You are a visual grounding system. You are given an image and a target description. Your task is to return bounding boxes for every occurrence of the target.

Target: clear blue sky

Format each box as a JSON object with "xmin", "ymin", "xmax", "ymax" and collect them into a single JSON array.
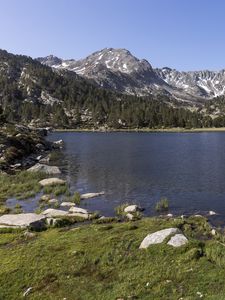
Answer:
[{"xmin": 1, "ymin": 0, "xmax": 225, "ymax": 71}]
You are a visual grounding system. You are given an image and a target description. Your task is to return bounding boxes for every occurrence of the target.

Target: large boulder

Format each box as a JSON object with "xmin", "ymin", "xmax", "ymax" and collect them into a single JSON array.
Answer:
[
  {"xmin": 41, "ymin": 209, "xmax": 68, "ymax": 218},
  {"xmin": 0, "ymin": 213, "xmax": 46, "ymax": 229},
  {"xmin": 39, "ymin": 178, "xmax": 66, "ymax": 186},
  {"xmin": 80, "ymin": 192, "xmax": 105, "ymax": 199},
  {"xmin": 28, "ymin": 163, "xmax": 61, "ymax": 174},
  {"xmin": 139, "ymin": 228, "xmax": 180, "ymax": 249},
  {"xmin": 167, "ymin": 234, "xmax": 188, "ymax": 247}
]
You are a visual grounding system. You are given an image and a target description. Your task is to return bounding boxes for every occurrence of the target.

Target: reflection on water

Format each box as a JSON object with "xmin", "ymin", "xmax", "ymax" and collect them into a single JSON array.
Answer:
[{"xmin": 43, "ymin": 131, "xmax": 225, "ymax": 220}]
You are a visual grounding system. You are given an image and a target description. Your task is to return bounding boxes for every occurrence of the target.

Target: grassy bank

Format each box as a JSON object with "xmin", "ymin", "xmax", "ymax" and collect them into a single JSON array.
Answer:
[
  {"xmin": 54, "ymin": 127, "xmax": 225, "ymax": 133},
  {"xmin": 1, "ymin": 216, "xmax": 225, "ymax": 299}
]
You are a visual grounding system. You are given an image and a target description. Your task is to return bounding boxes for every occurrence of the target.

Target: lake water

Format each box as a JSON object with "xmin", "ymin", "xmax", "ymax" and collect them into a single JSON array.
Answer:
[{"xmin": 46, "ymin": 131, "xmax": 225, "ymax": 223}]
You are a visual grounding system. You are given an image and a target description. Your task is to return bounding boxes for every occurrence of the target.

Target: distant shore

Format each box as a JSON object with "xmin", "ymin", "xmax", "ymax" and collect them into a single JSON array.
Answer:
[{"xmin": 53, "ymin": 127, "xmax": 225, "ymax": 133}]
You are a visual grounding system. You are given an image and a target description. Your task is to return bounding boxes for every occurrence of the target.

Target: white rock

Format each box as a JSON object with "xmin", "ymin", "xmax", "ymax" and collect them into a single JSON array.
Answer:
[
  {"xmin": 139, "ymin": 228, "xmax": 180, "ymax": 249},
  {"xmin": 211, "ymin": 229, "xmax": 216, "ymax": 236},
  {"xmin": 42, "ymin": 209, "xmax": 68, "ymax": 218},
  {"xmin": 40, "ymin": 194, "xmax": 51, "ymax": 201},
  {"xmin": 46, "ymin": 218, "xmax": 58, "ymax": 226},
  {"xmin": 39, "ymin": 178, "xmax": 66, "ymax": 186},
  {"xmin": 0, "ymin": 213, "xmax": 46, "ymax": 229},
  {"xmin": 60, "ymin": 202, "xmax": 76, "ymax": 207},
  {"xmin": 80, "ymin": 192, "xmax": 105, "ymax": 199},
  {"xmin": 48, "ymin": 199, "xmax": 59, "ymax": 204},
  {"xmin": 23, "ymin": 287, "xmax": 33, "ymax": 297},
  {"xmin": 209, "ymin": 210, "xmax": 217, "ymax": 216},
  {"xmin": 69, "ymin": 207, "xmax": 89, "ymax": 214},
  {"xmin": 68, "ymin": 213, "xmax": 89, "ymax": 219},
  {"xmin": 126, "ymin": 213, "xmax": 134, "ymax": 220},
  {"xmin": 28, "ymin": 163, "xmax": 61, "ymax": 174},
  {"xmin": 167, "ymin": 213, "xmax": 173, "ymax": 217},
  {"xmin": 124, "ymin": 205, "xmax": 140, "ymax": 213},
  {"xmin": 167, "ymin": 234, "xmax": 188, "ymax": 247},
  {"xmin": 68, "ymin": 207, "xmax": 89, "ymax": 219}
]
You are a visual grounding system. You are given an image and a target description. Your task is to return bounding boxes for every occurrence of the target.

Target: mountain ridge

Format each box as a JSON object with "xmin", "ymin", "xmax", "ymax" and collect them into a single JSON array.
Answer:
[{"xmin": 37, "ymin": 48, "xmax": 225, "ymax": 103}]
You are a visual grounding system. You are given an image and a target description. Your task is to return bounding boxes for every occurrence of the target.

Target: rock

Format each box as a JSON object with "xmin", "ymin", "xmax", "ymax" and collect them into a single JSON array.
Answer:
[
  {"xmin": 28, "ymin": 163, "xmax": 61, "ymax": 174},
  {"xmin": 60, "ymin": 202, "xmax": 76, "ymax": 207},
  {"xmin": 124, "ymin": 204, "xmax": 141, "ymax": 213},
  {"xmin": 167, "ymin": 213, "xmax": 173, "ymax": 217},
  {"xmin": 68, "ymin": 213, "xmax": 89, "ymax": 219},
  {"xmin": 24, "ymin": 231, "xmax": 36, "ymax": 239},
  {"xmin": 80, "ymin": 192, "xmax": 105, "ymax": 199},
  {"xmin": 69, "ymin": 207, "xmax": 89, "ymax": 214},
  {"xmin": 35, "ymin": 143, "xmax": 45, "ymax": 151},
  {"xmin": 39, "ymin": 178, "xmax": 66, "ymax": 186},
  {"xmin": 126, "ymin": 213, "xmax": 134, "ymax": 220},
  {"xmin": 42, "ymin": 209, "xmax": 68, "ymax": 218},
  {"xmin": 167, "ymin": 234, "xmax": 188, "ymax": 247},
  {"xmin": 53, "ymin": 139, "xmax": 64, "ymax": 149},
  {"xmin": 68, "ymin": 207, "xmax": 90, "ymax": 219},
  {"xmin": 0, "ymin": 213, "xmax": 46, "ymax": 229},
  {"xmin": 46, "ymin": 218, "xmax": 58, "ymax": 227},
  {"xmin": 48, "ymin": 199, "xmax": 59, "ymax": 204},
  {"xmin": 39, "ymin": 155, "xmax": 50, "ymax": 164},
  {"xmin": 139, "ymin": 228, "xmax": 180, "ymax": 249},
  {"xmin": 36, "ymin": 155, "xmax": 42, "ymax": 161},
  {"xmin": 211, "ymin": 229, "xmax": 216, "ymax": 235},
  {"xmin": 209, "ymin": 210, "xmax": 217, "ymax": 216},
  {"xmin": 40, "ymin": 194, "xmax": 51, "ymax": 201},
  {"xmin": 23, "ymin": 287, "xmax": 33, "ymax": 297}
]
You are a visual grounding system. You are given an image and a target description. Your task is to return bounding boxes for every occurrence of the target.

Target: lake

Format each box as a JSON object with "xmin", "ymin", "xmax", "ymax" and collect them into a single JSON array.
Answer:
[{"xmin": 46, "ymin": 131, "xmax": 225, "ymax": 222}]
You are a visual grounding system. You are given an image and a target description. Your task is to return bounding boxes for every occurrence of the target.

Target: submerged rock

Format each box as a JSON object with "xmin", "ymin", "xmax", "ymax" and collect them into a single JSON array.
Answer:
[
  {"xmin": 80, "ymin": 192, "xmax": 105, "ymax": 199},
  {"xmin": 28, "ymin": 163, "xmax": 61, "ymax": 174},
  {"xmin": 167, "ymin": 234, "xmax": 188, "ymax": 247},
  {"xmin": 0, "ymin": 213, "xmax": 46, "ymax": 229},
  {"xmin": 139, "ymin": 228, "xmax": 180, "ymax": 249},
  {"xmin": 39, "ymin": 178, "xmax": 66, "ymax": 186}
]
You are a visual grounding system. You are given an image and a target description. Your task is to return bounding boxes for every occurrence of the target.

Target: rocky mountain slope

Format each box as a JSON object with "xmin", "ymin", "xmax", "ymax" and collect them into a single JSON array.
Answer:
[{"xmin": 37, "ymin": 48, "xmax": 225, "ymax": 103}]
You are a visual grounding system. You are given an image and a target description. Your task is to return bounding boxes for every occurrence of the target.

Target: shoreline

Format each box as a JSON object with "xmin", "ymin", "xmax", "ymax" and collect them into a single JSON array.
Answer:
[{"xmin": 52, "ymin": 127, "xmax": 225, "ymax": 133}]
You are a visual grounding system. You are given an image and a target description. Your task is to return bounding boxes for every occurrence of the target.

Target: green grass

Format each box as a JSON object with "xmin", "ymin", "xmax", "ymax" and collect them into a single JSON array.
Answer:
[
  {"xmin": 43, "ymin": 184, "xmax": 69, "ymax": 197},
  {"xmin": 1, "ymin": 216, "xmax": 225, "ymax": 299},
  {"xmin": 155, "ymin": 197, "xmax": 169, "ymax": 212},
  {"xmin": 0, "ymin": 171, "xmax": 45, "ymax": 204}
]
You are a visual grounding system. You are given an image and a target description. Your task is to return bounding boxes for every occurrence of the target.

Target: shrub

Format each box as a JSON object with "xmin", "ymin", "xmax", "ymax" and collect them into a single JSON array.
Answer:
[
  {"xmin": 155, "ymin": 197, "xmax": 169, "ymax": 212},
  {"xmin": 72, "ymin": 192, "xmax": 81, "ymax": 205}
]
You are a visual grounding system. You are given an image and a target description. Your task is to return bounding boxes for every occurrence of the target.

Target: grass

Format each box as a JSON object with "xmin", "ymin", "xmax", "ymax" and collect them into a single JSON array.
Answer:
[
  {"xmin": 0, "ymin": 171, "xmax": 45, "ymax": 205},
  {"xmin": 71, "ymin": 191, "xmax": 81, "ymax": 205},
  {"xmin": 155, "ymin": 197, "xmax": 169, "ymax": 212},
  {"xmin": 1, "ymin": 216, "xmax": 225, "ymax": 299},
  {"xmin": 43, "ymin": 184, "xmax": 69, "ymax": 197}
]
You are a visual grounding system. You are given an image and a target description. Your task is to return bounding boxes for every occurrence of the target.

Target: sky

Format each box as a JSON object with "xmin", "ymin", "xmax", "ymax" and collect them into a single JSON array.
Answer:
[{"xmin": 0, "ymin": 0, "xmax": 225, "ymax": 71}]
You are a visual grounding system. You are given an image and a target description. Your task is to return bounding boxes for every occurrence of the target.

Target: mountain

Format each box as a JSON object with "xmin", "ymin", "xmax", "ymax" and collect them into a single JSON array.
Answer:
[
  {"xmin": 37, "ymin": 48, "xmax": 225, "ymax": 103},
  {"xmin": 0, "ymin": 48, "xmax": 215, "ymax": 129}
]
